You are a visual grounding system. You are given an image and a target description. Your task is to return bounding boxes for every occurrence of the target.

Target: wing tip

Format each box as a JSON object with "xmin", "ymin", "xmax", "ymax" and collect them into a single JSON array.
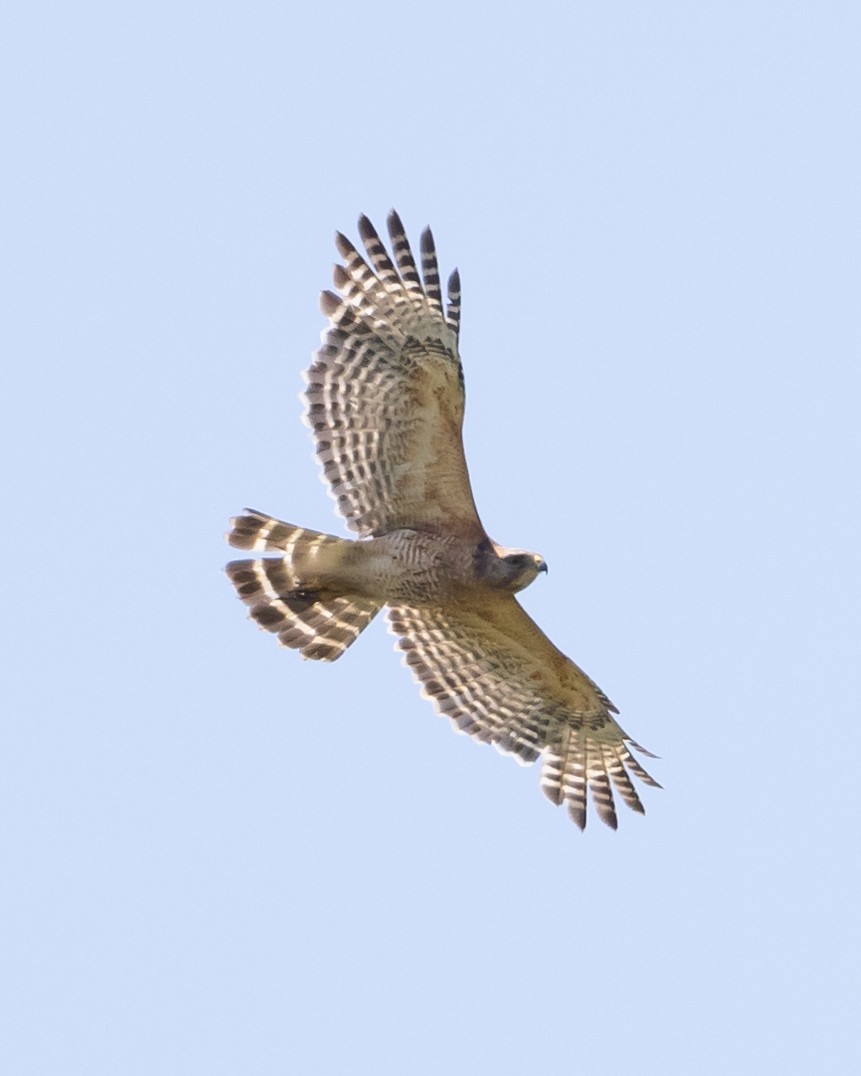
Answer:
[
  {"xmin": 356, "ymin": 213, "xmax": 377, "ymax": 242},
  {"xmin": 334, "ymin": 230, "xmax": 354, "ymax": 258},
  {"xmin": 567, "ymin": 804, "xmax": 587, "ymax": 831},
  {"xmin": 387, "ymin": 207, "xmax": 406, "ymax": 236},
  {"xmin": 627, "ymin": 737, "xmax": 661, "ymax": 759},
  {"xmin": 319, "ymin": 290, "xmax": 341, "ymax": 317}
]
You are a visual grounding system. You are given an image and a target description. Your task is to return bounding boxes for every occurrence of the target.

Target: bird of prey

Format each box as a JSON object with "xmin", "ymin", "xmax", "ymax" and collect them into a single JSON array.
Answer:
[{"xmin": 226, "ymin": 211, "xmax": 660, "ymax": 829}]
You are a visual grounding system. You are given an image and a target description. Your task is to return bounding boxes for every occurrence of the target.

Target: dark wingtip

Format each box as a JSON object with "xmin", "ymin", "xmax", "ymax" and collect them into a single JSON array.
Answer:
[
  {"xmin": 357, "ymin": 214, "xmax": 376, "ymax": 240},
  {"xmin": 320, "ymin": 290, "xmax": 341, "ymax": 316},
  {"xmin": 387, "ymin": 208, "xmax": 406, "ymax": 236},
  {"xmin": 334, "ymin": 231, "xmax": 355, "ymax": 258},
  {"xmin": 568, "ymin": 806, "xmax": 587, "ymax": 831},
  {"xmin": 628, "ymin": 738, "xmax": 661, "ymax": 759}
]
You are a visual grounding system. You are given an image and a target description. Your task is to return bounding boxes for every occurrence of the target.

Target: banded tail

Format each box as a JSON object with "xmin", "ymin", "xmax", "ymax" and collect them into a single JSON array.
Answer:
[{"xmin": 225, "ymin": 510, "xmax": 380, "ymax": 662}]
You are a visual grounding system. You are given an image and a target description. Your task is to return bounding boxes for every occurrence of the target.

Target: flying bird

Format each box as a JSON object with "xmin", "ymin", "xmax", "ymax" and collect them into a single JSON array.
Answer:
[{"xmin": 226, "ymin": 212, "xmax": 660, "ymax": 829}]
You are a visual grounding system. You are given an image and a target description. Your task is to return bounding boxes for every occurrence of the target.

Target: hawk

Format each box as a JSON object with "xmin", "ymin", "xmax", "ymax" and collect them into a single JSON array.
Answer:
[{"xmin": 226, "ymin": 212, "xmax": 660, "ymax": 829}]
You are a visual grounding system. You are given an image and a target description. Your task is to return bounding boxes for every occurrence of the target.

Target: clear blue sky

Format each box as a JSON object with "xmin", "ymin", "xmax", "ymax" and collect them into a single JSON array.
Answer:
[{"xmin": 3, "ymin": 3, "xmax": 860, "ymax": 1073}]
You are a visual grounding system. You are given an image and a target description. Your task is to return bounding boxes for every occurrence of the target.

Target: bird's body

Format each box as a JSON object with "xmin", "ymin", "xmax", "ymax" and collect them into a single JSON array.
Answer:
[
  {"xmin": 230, "ymin": 514, "xmax": 545, "ymax": 605},
  {"xmin": 226, "ymin": 212, "xmax": 660, "ymax": 829}
]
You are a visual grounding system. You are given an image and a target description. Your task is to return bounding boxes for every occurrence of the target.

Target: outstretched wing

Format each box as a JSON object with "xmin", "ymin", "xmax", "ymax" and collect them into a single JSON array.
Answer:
[
  {"xmin": 388, "ymin": 597, "xmax": 660, "ymax": 830},
  {"xmin": 303, "ymin": 211, "xmax": 486, "ymax": 541}
]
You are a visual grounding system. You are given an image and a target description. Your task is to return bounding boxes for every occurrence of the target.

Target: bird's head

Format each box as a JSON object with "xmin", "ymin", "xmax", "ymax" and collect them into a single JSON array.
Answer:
[{"xmin": 495, "ymin": 547, "xmax": 548, "ymax": 592}]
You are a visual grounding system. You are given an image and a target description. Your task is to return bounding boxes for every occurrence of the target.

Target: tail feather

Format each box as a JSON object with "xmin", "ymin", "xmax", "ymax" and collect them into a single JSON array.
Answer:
[
  {"xmin": 225, "ymin": 512, "xmax": 380, "ymax": 661},
  {"xmin": 227, "ymin": 511, "xmax": 337, "ymax": 556}
]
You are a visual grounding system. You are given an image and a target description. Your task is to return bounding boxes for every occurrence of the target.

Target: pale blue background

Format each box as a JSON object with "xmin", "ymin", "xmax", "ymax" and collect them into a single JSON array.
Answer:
[{"xmin": 3, "ymin": 3, "xmax": 860, "ymax": 1073}]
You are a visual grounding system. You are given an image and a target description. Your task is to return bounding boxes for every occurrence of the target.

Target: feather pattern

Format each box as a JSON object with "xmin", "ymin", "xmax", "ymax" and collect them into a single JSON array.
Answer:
[
  {"xmin": 303, "ymin": 211, "xmax": 482, "ymax": 539},
  {"xmin": 226, "ymin": 511, "xmax": 380, "ymax": 661},
  {"xmin": 388, "ymin": 597, "xmax": 660, "ymax": 830}
]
